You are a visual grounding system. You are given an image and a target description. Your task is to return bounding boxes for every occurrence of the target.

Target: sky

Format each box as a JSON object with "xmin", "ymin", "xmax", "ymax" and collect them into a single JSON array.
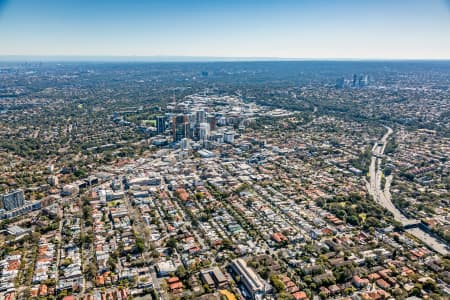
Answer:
[{"xmin": 0, "ymin": 0, "xmax": 450, "ymax": 59}]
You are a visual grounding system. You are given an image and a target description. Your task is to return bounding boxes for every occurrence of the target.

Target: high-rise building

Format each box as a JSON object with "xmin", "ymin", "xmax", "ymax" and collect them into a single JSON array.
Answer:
[
  {"xmin": 198, "ymin": 123, "xmax": 210, "ymax": 141},
  {"xmin": 188, "ymin": 112, "xmax": 196, "ymax": 125},
  {"xmin": 207, "ymin": 116, "xmax": 217, "ymax": 131},
  {"xmin": 196, "ymin": 110, "xmax": 206, "ymax": 124},
  {"xmin": 361, "ymin": 74, "xmax": 369, "ymax": 87},
  {"xmin": 173, "ymin": 114, "xmax": 189, "ymax": 142},
  {"xmin": 335, "ymin": 77, "xmax": 345, "ymax": 89},
  {"xmin": 352, "ymin": 74, "xmax": 358, "ymax": 87},
  {"xmin": 1, "ymin": 190, "xmax": 25, "ymax": 211},
  {"xmin": 194, "ymin": 112, "xmax": 211, "ymax": 141},
  {"xmin": 156, "ymin": 116, "xmax": 167, "ymax": 134},
  {"xmin": 358, "ymin": 75, "xmax": 363, "ymax": 87}
]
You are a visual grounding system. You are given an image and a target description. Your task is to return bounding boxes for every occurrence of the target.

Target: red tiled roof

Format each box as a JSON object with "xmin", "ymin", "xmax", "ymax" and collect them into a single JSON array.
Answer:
[
  {"xmin": 167, "ymin": 277, "xmax": 180, "ymax": 284},
  {"xmin": 292, "ymin": 291, "xmax": 308, "ymax": 300}
]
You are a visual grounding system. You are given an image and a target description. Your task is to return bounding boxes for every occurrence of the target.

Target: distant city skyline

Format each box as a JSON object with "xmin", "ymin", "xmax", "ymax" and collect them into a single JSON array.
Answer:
[{"xmin": 1, "ymin": 0, "xmax": 450, "ymax": 60}]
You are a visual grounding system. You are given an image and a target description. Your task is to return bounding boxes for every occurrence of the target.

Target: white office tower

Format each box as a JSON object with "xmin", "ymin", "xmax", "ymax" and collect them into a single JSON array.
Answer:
[
  {"xmin": 363, "ymin": 74, "xmax": 370, "ymax": 86},
  {"xmin": 198, "ymin": 122, "xmax": 210, "ymax": 141},
  {"xmin": 224, "ymin": 131, "xmax": 234, "ymax": 144},
  {"xmin": 180, "ymin": 138, "xmax": 190, "ymax": 150}
]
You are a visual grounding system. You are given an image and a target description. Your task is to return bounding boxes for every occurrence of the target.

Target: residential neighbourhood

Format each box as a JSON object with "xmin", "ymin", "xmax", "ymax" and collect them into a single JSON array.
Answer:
[{"xmin": 1, "ymin": 85, "xmax": 448, "ymax": 299}]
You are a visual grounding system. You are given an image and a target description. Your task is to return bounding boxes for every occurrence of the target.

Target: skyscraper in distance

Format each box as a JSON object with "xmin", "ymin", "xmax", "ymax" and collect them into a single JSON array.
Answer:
[
  {"xmin": 196, "ymin": 110, "xmax": 206, "ymax": 124},
  {"xmin": 157, "ymin": 116, "xmax": 167, "ymax": 134},
  {"xmin": 335, "ymin": 77, "xmax": 345, "ymax": 89},
  {"xmin": 352, "ymin": 74, "xmax": 358, "ymax": 88},
  {"xmin": 207, "ymin": 116, "xmax": 217, "ymax": 131},
  {"xmin": 173, "ymin": 114, "xmax": 189, "ymax": 142},
  {"xmin": 198, "ymin": 122, "xmax": 210, "ymax": 141}
]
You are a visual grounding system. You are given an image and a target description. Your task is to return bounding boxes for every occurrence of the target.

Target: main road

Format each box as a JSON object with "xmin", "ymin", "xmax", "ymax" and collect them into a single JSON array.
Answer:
[{"xmin": 366, "ymin": 126, "xmax": 448, "ymax": 255}]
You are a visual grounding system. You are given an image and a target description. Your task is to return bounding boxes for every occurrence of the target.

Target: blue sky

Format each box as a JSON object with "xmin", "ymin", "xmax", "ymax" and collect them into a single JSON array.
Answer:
[{"xmin": 0, "ymin": 0, "xmax": 450, "ymax": 59}]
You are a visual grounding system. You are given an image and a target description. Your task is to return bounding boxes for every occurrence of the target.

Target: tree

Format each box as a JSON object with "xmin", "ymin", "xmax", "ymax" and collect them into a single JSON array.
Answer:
[
  {"xmin": 423, "ymin": 280, "xmax": 437, "ymax": 293},
  {"xmin": 278, "ymin": 292, "xmax": 294, "ymax": 300},
  {"xmin": 176, "ymin": 265, "xmax": 187, "ymax": 279},
  {"xmin": 135, "ymin": 238, "xmax": 145, "ymax": 253},
  {"xmin": 222, "ymin": 238, "xmax": 233, "ymax": 250},
  {"xmin": 87, "ymin": 262, "xmax": 98, "ymax": 279},
  {"xmin": 61, "ymin": 258, "xmax": 73, "ymax": 267},
  {"xmin": 191, "ymin": 218, "xmax": 199, "ymax": 228},
  {"xmin": 411, "ymin": 283, "xmax": 423, "ymax": 297},
  {"xmin": 270, "ymin": 275, "xmax": 285, "ymax": 293},
  {"xmin": 166, "ymin": 237, "xmax": 177, "ymax": 250},
  {"xmin": 150, "ymin": 289, "xmax": 158, "ymax": 300},
  {"xmin": 22, "ymin": 288, "xmax": 31, "ymax": 299},
  {"xmin": 203, "ymin": 284, "xmax": 213, "ymax": 293},
  {"xmin": 57, "ymin": 290, "xmax": 68, "ymax": 300},
  {"xmin": 303, "ymin": 275, "xmax": 312, "ymax": 285},
  {"xmin": 31, "ymin": 231, "xmax": 41, "ymax": 243},
  {"xmin": 344, "ymin": 287, "xmax": 355, "ymax": 295}
]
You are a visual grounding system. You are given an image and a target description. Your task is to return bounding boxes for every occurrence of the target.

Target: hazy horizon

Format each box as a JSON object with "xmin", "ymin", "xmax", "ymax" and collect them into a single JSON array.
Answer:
[{"xmin": 2, "ymin": 55, "xmax": 450, "ymax": 63}]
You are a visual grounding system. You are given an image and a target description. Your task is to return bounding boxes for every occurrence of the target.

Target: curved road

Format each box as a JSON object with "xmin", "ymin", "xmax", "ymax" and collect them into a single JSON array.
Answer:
[{"xmin": 366, "ymin": 126, "xmax": 448, "ymax": 255}]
